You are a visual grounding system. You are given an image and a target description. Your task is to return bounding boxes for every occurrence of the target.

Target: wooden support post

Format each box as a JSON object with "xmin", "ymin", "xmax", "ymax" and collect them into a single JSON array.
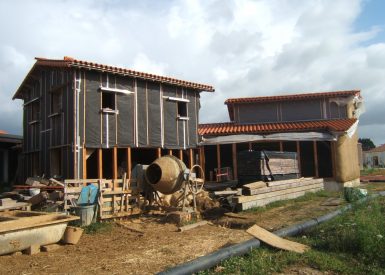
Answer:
[
  {"xmin": 97, "ymin": 148, "xmax": 103, "ymax": 179},
  {"xmin": 248, "ymin": 142, "xmax": 252, "ymax": 151},
  {"xmin": 216, "ymin": 144, "xmax": 221, "ymax": 182},
  {"xmin": 331, "ymin": 141, "xmax": 336, "ymax": 179},
  {"xmin": 313, "ymin": 141, "xmax": 319, "ymax": 178},
  {"xmin": 232, "ymin": 143, "xmax": 238, "ymax": 180},
  {"xmin": 82, "ymin": 146, "xmax": 87, "ymax": 179},
  {"xmin": 279, "ymin": 141, "xmax": 283, "ymax": 152},
  {"xmin": 157, "ymin": 148, "xmax": 161, "ymax": 158},
  {"xmin": 113, "ymin": 147, "xmax": 118, "ymax": 180},
  {"xmin": 199, "ymin": 147, "xmax": 205, "ymax": 178},
  {"xmin": 126, "ymin": 147, "xmax": 131, "ymax": 180},
  {"xmin": 179, "ymin": 149, "xmax": 183, "ymax": 161},
  {"xmin": 189, "ymin": 148, "xmax": 194, "ymax": 169},
  {"xmin": 168, "ymin": 149, "xmax": 172, "ymax": 156},
  {"xmin": 296, "ymin": 141, "xmax": 301, "ymax": 177}
]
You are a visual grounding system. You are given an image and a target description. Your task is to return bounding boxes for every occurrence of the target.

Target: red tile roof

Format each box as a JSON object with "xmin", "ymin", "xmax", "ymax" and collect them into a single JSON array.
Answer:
[
  {"xmin": 13, "ymin": 56, "xmax": 214, "ymax": 99},
  {"xmin": 225, "ymin": 90, "xmax": 361, "ymax": 121},
  {"xmin": 198, "ymin": 119, "xmax": 357, "ymax": 136},
  {"xmin": 366, "ymin": 144, "xmax": 385, "ymax": 153},
  {"xmin": 225, "ymin": 90, "xmax": 360, "ymax": 105}
]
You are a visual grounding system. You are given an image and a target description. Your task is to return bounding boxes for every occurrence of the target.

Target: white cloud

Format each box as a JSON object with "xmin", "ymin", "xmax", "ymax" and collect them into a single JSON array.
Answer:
[{"xmin": 0, "ymin": 0, "xmax": 385, "ymax": 144}]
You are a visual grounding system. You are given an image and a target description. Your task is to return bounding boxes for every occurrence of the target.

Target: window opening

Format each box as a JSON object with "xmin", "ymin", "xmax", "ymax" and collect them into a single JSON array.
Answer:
[
  {"xmin": 102, "ymin": 93, "xmax": 116, "ymax": 110},
  {"xmin": 177, "ymin": 102, "xmax": 187, "ymax": 118}
]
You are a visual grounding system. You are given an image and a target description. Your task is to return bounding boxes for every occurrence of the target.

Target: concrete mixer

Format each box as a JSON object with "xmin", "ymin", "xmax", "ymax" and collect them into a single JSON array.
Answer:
[{"xmin": 143, "ymin": 155, "xmax": 205, "ymax": 211}]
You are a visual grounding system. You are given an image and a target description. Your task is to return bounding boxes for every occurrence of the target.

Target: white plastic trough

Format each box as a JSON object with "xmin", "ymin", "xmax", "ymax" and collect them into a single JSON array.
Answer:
[{"xmin": 0, "ymin": 211, "xmax": 79, "ymax": 255}]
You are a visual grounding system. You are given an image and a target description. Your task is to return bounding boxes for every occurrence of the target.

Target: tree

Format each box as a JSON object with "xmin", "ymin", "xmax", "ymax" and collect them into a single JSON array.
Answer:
[{"xmin": 358, "ymin": 138, "xmax": 376, "ymax": 151}]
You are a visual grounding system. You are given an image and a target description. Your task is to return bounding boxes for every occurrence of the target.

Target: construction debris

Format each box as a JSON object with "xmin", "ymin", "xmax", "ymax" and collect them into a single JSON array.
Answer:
[
  {"xmin": 116, "ymin": 222, "xmax": 145, "ymax": 235},
  {"xmin": 247, "ymin": 224, "xmax": 310, "ymax": 253},
  {"xmin": 178, "ymin": 220, "xmax": 210, "ymax": 232}
]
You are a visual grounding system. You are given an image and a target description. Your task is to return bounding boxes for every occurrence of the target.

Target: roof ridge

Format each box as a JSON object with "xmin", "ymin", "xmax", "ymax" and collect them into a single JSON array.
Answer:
[{"xmin": 225, "ymin": 90, "xmax": 361, "ymax": 104}]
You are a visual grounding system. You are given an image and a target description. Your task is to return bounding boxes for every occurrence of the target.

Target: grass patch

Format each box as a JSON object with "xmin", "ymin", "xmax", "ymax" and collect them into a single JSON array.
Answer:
[
  {"xmin": 202, "ymin": 196, "xmax": 385, "ymax": 274},
  {"xmin": 361, "ymin": 168, "xmax": 385, "ymax": 176},
  {"xmin": 244, "ymin": 190, "xmax": 337, "ymax": 213},
  {"xmin": 82, "ymin": 222, "xmax": 113, "ymax": 234}
]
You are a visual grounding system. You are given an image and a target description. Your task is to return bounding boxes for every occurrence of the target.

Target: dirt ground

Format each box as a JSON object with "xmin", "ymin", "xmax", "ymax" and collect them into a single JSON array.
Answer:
[
  {"xmin": 2, "ymin": 182, "xmax": 385, "ymax": 275},
  {"xmin": 0, "ymin": 190, "xmax": 351, "ymax": 275}
]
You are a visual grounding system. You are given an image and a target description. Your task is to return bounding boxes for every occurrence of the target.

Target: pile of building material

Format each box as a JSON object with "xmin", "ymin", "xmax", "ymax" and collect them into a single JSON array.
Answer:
[
  {"xmin": 7, "ymin": 177, "xmax": 65, "ymax": 212},
  {"xmin": 237, "ymin": 151, "xmax": 299, "ymax": 185},
  {"xmin": 0, "ymin": 211, "xmax": 79, "ymax": 255},
  {"xmin": 233, "ymin": 177, "xmax": 324, "ymax": 211}
]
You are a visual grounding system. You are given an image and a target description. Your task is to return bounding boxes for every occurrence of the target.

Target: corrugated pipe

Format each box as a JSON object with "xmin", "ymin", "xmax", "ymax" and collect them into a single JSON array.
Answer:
[{"xmin": 158, "ymin": 191, "xmax": 385, "ymax": 275}]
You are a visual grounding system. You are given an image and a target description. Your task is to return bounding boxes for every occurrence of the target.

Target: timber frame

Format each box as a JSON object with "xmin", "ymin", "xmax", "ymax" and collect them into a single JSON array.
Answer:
[{"xmin": 13, "ymin": 57, "xmax": 214, "ymax": 182}]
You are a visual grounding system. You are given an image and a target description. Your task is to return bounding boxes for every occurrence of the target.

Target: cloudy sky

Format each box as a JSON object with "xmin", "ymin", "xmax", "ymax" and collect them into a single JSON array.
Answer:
[{"xmin": 1, "ymin": 0, "xmax": 385, "ymax": 144}]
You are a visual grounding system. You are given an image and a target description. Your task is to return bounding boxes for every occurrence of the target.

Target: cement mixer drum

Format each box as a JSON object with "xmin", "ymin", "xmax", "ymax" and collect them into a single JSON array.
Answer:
[{"xmin": 145, "ymin": 155, "xmax": 187, "ymax": 194}]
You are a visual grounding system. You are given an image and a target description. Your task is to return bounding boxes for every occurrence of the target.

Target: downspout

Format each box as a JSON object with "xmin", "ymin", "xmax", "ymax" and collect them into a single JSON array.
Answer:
[{"xmin": 158, "ymin": 191, "xmax": 385, "ymax": 275}]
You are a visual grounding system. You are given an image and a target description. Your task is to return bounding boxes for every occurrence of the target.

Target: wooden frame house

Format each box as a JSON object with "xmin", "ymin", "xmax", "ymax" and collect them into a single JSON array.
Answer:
[
  {"xmin": 198, "ymin": 90, "xmax": 364, "ymax": 190},
  {"xmin": 13, "ymin": 57, "xmax": 214, "ymax": 182}
]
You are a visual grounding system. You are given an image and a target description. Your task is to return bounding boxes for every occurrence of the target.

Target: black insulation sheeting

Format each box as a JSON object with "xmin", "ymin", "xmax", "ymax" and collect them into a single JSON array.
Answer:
[
  {"xmin": 147, "ymin": 81, "xmax": 162, "ymax": 147},
  {"xmin": 84, "ymin": 71, "xmax": 102, "ymax": 147},
  {"xmin": 163, "ymin": 84, "xmax": 178, "ymax": 148},
  {"xmin": 82, "ymin": 70, "xmax": 201, "ymax": 149},
  {"xmin": 116, "ymin": 75, "xmax": 134, "ymax": 147},
  {"xmin": 137, "ymin": 80, "xmax": 148, "ymax": 146}
]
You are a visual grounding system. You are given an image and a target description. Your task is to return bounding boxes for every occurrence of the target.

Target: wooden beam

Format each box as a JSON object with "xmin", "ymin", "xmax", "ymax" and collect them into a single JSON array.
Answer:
[
  {"xmin": 189, "ymin": 148, "xmax": 194, "ymax": 169},
  {"xmin": 82, "ymin": 146, "xmax": 87, "ymax": 179},
  {"xmin": 179, "ymin": 149, "xmax": 183, "ymax": 161},
  {"xmin": 232, "ymin": 143, "xmax": 238, "ymax": 180},
  {"xmin": 199, "ymin": 147, "xmax": 205, "ymax": 179},
  {"xmin": 113, "ymin": 147, "xmax": 118, "ymax": 180},
  {"xmin": 157, "ymin": 148, "xmax": 161, "ymax": 158},
  {"xmin": 168, "ymin": 149, "xmax": 172, "ymax": 156},
  {"xmin": 97, "ymin": 148, "xmax": 103, "ymax": 179},
  {"xmin": 313, "ymin": 141, "xmax": 319, "ymax": 178},
  {"xmin": 126, "ymin": 147, "xmax": 131, "ymax": 180},
  {"xmin": 216, "ymin": 144, "xmax": 221, "ymax": 182},
  {"xmin": 330, "ymin": 141, "xmax": 336, "ymax": 179},
  {"xmin": 296, "ymin": 141, "xmax": 301, "ymax": 177},
  {"xmin": 279, "ymin": 141, "xmax": 283, "ymax": 152}
]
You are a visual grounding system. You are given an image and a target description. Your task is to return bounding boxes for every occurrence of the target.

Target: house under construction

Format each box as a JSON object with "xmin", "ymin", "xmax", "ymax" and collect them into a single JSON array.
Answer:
[
  {"xmin": 198, "ymin": 90, "xmax": 364, "ymax": 190},
  {"xmin": 13, "ymin": 57, "xmax": 214, "ymax": 182}
]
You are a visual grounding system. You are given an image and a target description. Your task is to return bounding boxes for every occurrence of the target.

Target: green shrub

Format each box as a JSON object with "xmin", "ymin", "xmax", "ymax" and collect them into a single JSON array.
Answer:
[
  {"xmin": 82, "ymin": 222, "xmax": 113, "ymax": 234},
  {"xmin": 308, "ymin": 198, "xmax": 385, "ymax": 267}
]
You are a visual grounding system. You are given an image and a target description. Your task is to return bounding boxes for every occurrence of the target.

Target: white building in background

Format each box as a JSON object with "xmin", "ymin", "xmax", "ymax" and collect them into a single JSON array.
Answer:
[{"xmin": 364, "ymin": 144, "xmax": 385, "ymax": 168}]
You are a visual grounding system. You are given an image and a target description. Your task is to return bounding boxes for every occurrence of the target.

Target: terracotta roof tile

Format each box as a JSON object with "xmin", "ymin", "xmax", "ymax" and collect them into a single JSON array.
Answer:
[
  {"xmin": 13, "ymin": 57, "xmax": 215, "ymax": 99},
  {"xmin": 366, "ymin": 144, "xmax": 385, "ymax": 153},
  {"xmin": 35, "ymin": 57, "xmax": 214, "ymax": 92},
  {"xmin": 198, "ymin": 119, "xmax": 357, "ymax": 136},
  {"xmin": 225, "ymin": 90, "xmax": 360, "ymax": 105},
  {"xmin": 225, "ymin": 90, "xmax": 361, "ymax": 121}
]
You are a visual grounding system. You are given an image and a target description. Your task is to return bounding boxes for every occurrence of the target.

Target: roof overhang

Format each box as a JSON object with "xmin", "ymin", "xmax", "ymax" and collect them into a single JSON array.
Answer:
[{"xmin": 13, "ymin": 57, "xmax": 215, "ymax": 100}]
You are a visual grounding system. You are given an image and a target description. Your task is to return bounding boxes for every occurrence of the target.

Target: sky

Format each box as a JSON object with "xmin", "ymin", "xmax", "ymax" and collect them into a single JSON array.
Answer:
[{"xmin": 1, "ymin": 0, "xmax": 385, "ymax": 144}]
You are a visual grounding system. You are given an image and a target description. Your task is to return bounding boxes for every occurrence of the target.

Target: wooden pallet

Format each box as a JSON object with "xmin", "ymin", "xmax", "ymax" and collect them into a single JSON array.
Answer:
[{"xmin": 64, "ymin": 177, "xmax": 141, "ymax": 220}]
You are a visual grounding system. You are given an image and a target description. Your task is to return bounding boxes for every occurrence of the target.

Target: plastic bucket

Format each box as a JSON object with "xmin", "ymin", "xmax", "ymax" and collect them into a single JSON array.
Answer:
[
  {"xmin": 62, "ymin": 226, "xmax": 84, "ymax": 244},
  {"xmin": 74, "ymin": 204, "xmax": 95, "ymax": 226}
]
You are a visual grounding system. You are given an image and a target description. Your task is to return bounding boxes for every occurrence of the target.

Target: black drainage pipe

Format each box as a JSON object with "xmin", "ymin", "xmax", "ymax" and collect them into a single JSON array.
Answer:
[{"xmin": 158, "ymin": 191, "xmax": 385, "ymax": 275}]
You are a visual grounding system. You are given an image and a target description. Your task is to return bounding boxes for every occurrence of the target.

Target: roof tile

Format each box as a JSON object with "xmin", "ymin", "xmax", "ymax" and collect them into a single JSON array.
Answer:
[
  {"xmin": 36, "ymin": 57, "xmax": 215, "ymax": 92},
  {"xmin": 198, "ymin": 119, "xmax": 357, "ymax": 136},
  {"xmin": 225, "ymin": 90, "xmax": 360, "ymax": 104}
]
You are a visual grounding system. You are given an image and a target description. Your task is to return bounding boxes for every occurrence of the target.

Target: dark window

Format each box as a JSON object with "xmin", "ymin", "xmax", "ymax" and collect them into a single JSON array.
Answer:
[
  {"xmin": 177, "ymin": 102, "xmax": 187, "ymax": 117},
  {"xmin": 51, "ymin": 92, "xmax": 62, "ymax": 113},
  {"xmin": 31, "ymin": 102, "xmax": 40, "ymax": 121},
  {"xmin": 102, "ymin": 93, "xmax": 115, "ymax": 110}
]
